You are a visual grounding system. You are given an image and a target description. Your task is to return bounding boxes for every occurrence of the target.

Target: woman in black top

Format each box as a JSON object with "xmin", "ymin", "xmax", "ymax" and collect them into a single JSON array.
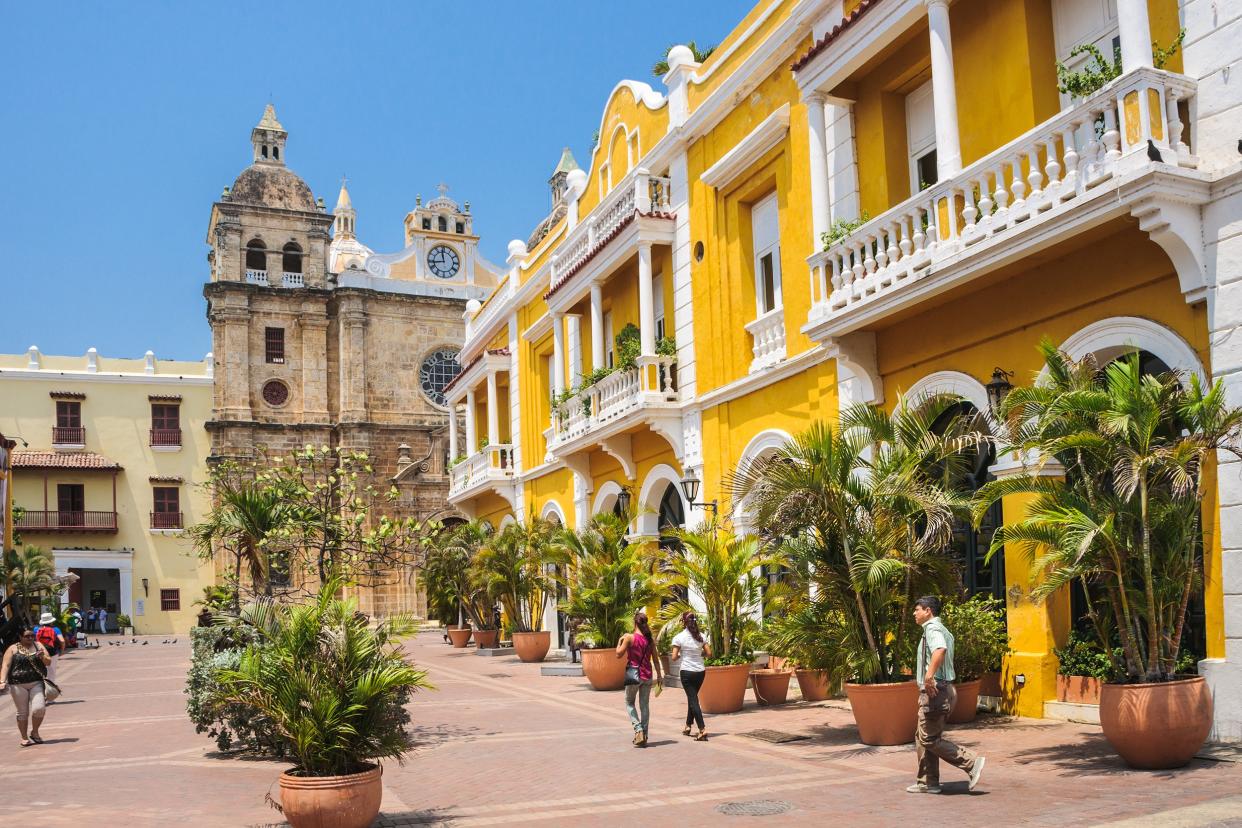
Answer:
[{"xmin": 0, "ymin": 627, "xmax": 52, "ymax": 746}]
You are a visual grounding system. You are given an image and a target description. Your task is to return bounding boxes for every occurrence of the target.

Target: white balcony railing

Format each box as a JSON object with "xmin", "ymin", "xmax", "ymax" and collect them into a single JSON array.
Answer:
[
  {"xmin": 449, "ymin": 444, "xmax": 515, "ymax": 496},
  {"xmin": 550, "ymin": 169, "xmax": 673, "ymax": 287},
  {"xmin": 744, "ymin": 307, "xmax": 786, "ymax": 372},
  {"xmin": 807, "ymin": 67, "xmax": 1196, "ymax": 327},
  {"xmin": 282, "ymin": 272, "xmax": 304, "ymax": 288},
  {"xmin": 550, "ymin": 356, "xmax": 677, "ymax": 448},
  {"xmin": 245, "ymin": 269, "xmax": 268, "ymax": 285}
]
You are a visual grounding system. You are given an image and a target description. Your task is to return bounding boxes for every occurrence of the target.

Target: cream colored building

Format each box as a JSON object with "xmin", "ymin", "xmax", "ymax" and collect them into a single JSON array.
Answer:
[{"xmin": 0, "ymin": 347, "xmax": 214, "ymax": 634}]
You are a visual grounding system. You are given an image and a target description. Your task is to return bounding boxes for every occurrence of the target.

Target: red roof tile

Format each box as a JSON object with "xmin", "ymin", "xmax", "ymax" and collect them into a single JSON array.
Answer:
[
  {"xmin": 12, "ymin": 451, "xmax": 123, "ymax": 471},
  {"xmin": 443, "ymin": 348, "xmax": 513, "ymax": 396},
  {"xmin": 543, "ymin": 210, "xmax": 675, "ymax": 301},
  {"xmin": 791, "ymin": 0, "xmax": 881, "ymax": 73}
]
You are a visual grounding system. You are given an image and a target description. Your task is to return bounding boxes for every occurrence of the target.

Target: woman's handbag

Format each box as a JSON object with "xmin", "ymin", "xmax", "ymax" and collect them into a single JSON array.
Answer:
[
  {"xmin": 624, "ymin": 666, "xmax": 641, "ymax": 686},
  {"xmin": 42, "ymin": 678, "xmax": 62, "ymax": 702}
]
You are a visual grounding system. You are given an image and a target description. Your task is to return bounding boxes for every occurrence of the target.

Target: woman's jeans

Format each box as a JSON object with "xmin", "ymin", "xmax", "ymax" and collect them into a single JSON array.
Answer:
[
  {"xmin": 625, "ymin": 680, "xmax": 653, "ymax": 733},
  {"xmin": 680, "ymin": 669, "xmax": 706, "ymax": 730}
]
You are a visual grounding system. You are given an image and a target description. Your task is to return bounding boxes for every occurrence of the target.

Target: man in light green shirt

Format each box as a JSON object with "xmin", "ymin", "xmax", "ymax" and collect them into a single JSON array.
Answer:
[{"xmin": 908, "ymin": 595, "xmax": 986, "ymax": 794}]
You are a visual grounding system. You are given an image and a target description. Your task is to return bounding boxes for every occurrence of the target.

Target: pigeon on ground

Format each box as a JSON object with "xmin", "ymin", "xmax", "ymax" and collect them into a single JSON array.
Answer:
[
  {"xmin": 171, "ymin": 638, "xmax": 177, "ymax": 644},
  {"xmin": 141, "ymin": 641, "xmax": 148, "ymax": 646},
  {"xmin": 162, "ymin": 640, "xmax": 169, "ymax": 644},
  {"xmin": 131, "ymin": 638, "xmax": 138, "ymax": 643}
]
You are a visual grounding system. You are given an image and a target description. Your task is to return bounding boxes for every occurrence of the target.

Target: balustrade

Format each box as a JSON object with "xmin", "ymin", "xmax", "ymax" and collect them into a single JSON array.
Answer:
[
  {"xmin": 744, "ymin": 307, "xmax": 786, "ymax": 372},
  {"xmin": 449, "ymin": 444, "xmax": 515, "ymax": 496},
  {"xmin": 245, "ymin": 269, "xmax": 268, "ymax": 285},
  {"xmin": 549, "ymin": 356, "xmax": 677, "ymax": 448}
]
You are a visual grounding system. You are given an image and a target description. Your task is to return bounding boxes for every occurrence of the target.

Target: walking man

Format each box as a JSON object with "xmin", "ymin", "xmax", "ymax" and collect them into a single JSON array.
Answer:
[{"xmin": 908, "ymin": 596, "xmax": 986, "ymax": 794}]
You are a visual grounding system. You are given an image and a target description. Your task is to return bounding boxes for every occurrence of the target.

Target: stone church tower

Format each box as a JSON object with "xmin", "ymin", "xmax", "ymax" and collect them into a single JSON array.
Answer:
[{"xmin": 204, "ymin": 106, "xmax": 501, "ymax": 617}]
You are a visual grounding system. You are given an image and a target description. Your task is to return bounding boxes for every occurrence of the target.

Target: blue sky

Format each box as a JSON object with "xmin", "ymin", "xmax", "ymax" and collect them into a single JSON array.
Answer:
[{"xmin": 1, "ymin": 1, "xmax": 753, "ymax": 361}]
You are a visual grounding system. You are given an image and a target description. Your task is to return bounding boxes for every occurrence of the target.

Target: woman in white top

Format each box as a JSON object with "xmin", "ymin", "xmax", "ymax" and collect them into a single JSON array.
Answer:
[{"xmin": 670, "ymin": 610, "xmax": 711, "ymax": 741}]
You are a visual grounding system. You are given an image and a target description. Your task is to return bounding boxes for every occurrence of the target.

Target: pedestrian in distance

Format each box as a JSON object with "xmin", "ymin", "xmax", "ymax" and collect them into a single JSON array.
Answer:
[
  {"xmin": 85, "ymin": 608, "xmax": 97, "ymax": 633},
  {"xmin": 33, "ymin": 613, "xmax": 65, "ymax": 683},
  {"xmin": 0, "ymin": 626, "xmax": 53, "ymax": 746},
  {"xmin": 671, "ymin": 610, "xmax": 711, "ymax": 741},
  {"xmin": 616, "ymin": 609, "xmax": 662, "ymax": 747},
  {"xmin": 97, "ymin": 607, "xmax": 109, "ymax": 635},
  {"xmin": 908, "ymin": 596, "xmax": 986, "ymax": 794}
]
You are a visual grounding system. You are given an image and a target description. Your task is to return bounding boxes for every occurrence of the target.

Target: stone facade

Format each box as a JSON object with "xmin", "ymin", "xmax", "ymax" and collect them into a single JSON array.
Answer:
[{"xmin": 204, "ymin": 106, "xmax": 501, "ymax": 618}]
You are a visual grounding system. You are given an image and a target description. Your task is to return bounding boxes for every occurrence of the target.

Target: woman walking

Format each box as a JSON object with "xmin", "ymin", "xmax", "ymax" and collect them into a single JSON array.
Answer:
[
  {"xmin": 671, "ymin": 611, "xmax": 711, "ymax": 741},
  {"xmin": 0, "ymin": 627, "xmax": 53, "ymax": 746},
  {"xmin": 616, "ymin": 610, "xmax": 662, "ymax": 746}
]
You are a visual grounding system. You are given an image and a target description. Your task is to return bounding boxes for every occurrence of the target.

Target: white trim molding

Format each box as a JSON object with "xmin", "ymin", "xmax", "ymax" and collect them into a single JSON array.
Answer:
[
  {"xmin": 700, "ymin": 104, "xmax": 791, "ymax": 189},
  {"xmin": 1056, "ymin": 316, "xmax": 1206, "ymax": 383},
  {"xmin": 901, "ymin": 370, "xmax": 989, "ymax": 413},
  {"xmin": 592, "ymin": 481, "xmax": 625, "ymax": 516},
  {"xmin": 540, "ymin": 499, "xmax": 567, "ymax": 526},
  {"xmin": 636, "ymin": 462, "xmax": 686, "ymax": 537}
]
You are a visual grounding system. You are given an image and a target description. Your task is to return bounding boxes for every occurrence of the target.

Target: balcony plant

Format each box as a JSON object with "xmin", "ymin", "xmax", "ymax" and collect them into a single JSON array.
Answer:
[
  {"xmin": 939, "ymin": 595, "xmax": 1008, "ymax": 722},
  {"xmin": 731, "ymin": 394, "xmax": 975, "ymax": 743},
  {"xmin": 217, "ymin": 580, "xmax": 431, "ymax": 828},
  {"xmin": 615, "ymin": 323, "xmax": 641, "ymax": 370},
  {"xmin": 657, "ymin": 522, "xmax": 786, "ymax": 713},
  {"xmin": 1055, "ymin": 30, "xmax": 1184, "ymax": 99},
  {"xmin": 820, "ymin": 212, "xmax": 870, "ymax": 249},
  {"xmin": 557, "ymin": 512, "xmax": 671, "ymax": 690},
  {"xmin": 976, "ymin": 341, "xmax": 1242, "ymax": 767},
  {"xmin": 422, "ymin": 521, "xmax": 496, "ymax": 647},
  {"xmin": 473, "ymin": 516, "xmax": 565, "ymax": 662}
]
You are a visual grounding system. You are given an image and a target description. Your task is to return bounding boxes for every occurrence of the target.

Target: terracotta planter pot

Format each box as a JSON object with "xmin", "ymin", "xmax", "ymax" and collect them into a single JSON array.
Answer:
[
  {"xmin": 751, "ymin": 669, "xmax": 792, "ymax": 705},
  {"xmin": 512, "ymin": 630, "xmax": 551, "ymax": 663},
  {"xmin": 767, "ymin": 655, "xmax": 787, "ymax": 671},
  {"xmin": 473, "ymin": 628, "xmax": 499, "ymax": 649},
  {"xmin": 1100, "ymin": 676, "xmax": 1212, "ymax": 769},
  {"xmin": 978, "ymin": 671, "xmax": 1003, "ymax": 697},
  {"xmin": 948, "ymin": 678, "xmax": 982, "ymax": 723},
  {"xmin": 699, "ymin": 663, "xmax": 751, "ymax": 714},
  {"xmin": 794, "ymin": 668, "xmax": 832, "ymax": 701},
  {"xmin": 1057, "ymin": 674, "xmax": 1103, "ymax": 705},
  {"xmin": 279, "ymin": 763, "xmax": 382, "ymax": 828},
  {"xmin": 845, "ymin": 681, "xmax": 920, "ymax": 746},
  {"xmin": 580, "ymin": 647, "xmax": 627, "ymax": 690},
  {"xmin": 446, "ymin": 627, "xmax": 472, "ymax": 648}
]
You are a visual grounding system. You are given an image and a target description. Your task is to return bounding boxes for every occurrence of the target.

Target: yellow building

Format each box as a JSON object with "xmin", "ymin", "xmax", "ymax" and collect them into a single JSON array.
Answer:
[
  {"xmin": 0, "ymin": 347, "xmax": 215, "ymax": 634},
  {"xmin": 446, "ymin": 0, "xmax": 1242, "ymax": 739}
]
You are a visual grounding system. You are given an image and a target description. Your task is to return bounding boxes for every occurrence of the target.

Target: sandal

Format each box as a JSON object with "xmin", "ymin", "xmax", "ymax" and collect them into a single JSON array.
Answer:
[
  {"xmin": 682, "ymin": 726, "xmax": 692, "ymax": 736},
  {"xmin": 30, "ymin": 734, "xmax": 43, "ymax": 744},
  {"xmin": 20, "ymin": 739, "xmax": 33, "ymax": 747},
  {"xmin": 694, "ymin": 731, "xmax": 709, "ymax": 741}
]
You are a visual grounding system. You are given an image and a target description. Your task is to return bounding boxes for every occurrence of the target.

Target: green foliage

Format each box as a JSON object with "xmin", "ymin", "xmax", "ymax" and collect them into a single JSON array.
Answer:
[
  {"xmin": 195, "ymin": 584, "xmax": 237, "ymax": 613},
  {"xmin": 656, "ymin": 336, "xmax": 677, "ymax": 358},
  {"xmin": 579, "ymin": 366, "xmax": 616, "ymax": 389},
  {"xmin": 615, "ymin": 323, "xmax": 641, "ymax": 370},
  {"xmin": 186, "ymin": 623, "xmax": 288, "ymax": 755},
  {"xmin": 1053, "ymin": 631, "xmax": 1117, "ymax": 680},
  {"xmin": 941, "ymin": 596, "xmax": 1009, "ymax": 681},
  {"xmin": 116, "ymin": 614, "xmax": 133, "ymax": 629},
  {"xmin": 473, "ymin": 516, "xmax": 565, "ymax": 633},
  {"xmin": 755, "ymin": 599, "xmax": 844, "ymax": 671},
  {"xmin": 216, "ymin": 580, "xmax": 432, "ymax": 776},
  {"xmin": 5, "ymin": 546, "xmax": 58, "ymax": 610},
  {"xmin": 820, "ymin": 212, "xmax": 870, "ymax": 249},
  {"xmin": 422, "ymin": 521, "xmax": 494, "ymax": 628},
  {"xmin": 652, "ymin": 41, "xmax": 716, "ymax": 77},
  {"xmin": 1056, "ymin": 30, "xmax": 1184, "ymax": 99},
  {"xmin": 977, "ymin": 341, "xmax": 1242, "ymax": 682},
  {"xmin": 557, "ymin": 513, "xmax": 671, "ymax": 649}
]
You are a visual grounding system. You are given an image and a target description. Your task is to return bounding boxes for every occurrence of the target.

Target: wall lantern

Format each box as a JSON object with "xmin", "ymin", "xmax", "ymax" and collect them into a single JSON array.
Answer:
[
  {"xmin": 679, "ymin": 472, "xmax": 718, "ymax": 517},
  {"xmin": 985, "ymin": 368, "xmax": 1014, "ymax": 413},
  {"xmin": 616, "ymin": 486, "xmax": 632, "ymax": 516},
  {"xmin": 142, "ymin": 578, "xmax": 149, "ymax": 597}
]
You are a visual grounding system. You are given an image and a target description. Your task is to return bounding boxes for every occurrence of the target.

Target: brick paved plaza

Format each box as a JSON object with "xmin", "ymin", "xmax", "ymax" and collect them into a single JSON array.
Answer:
[{"xmin": 3, "ymin": 633, "xmax": 1241, "ymax": 827}]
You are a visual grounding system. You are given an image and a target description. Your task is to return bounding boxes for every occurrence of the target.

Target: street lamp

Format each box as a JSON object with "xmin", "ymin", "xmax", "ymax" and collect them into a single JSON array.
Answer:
[
  {"xmin": 616, "ymin": 486, "xmax": 632, "ymax": 516},
  {"xmin": 679, "ymin": 472, "xmax": 718, "ymax": 517},
  {"xmin": 985, "ymin": 367, "xmax": 1014, "ymax": 414}
]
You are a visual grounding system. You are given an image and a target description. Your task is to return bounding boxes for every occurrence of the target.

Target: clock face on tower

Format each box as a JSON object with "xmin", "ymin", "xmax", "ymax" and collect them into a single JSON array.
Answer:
[{"xmin": 427, "ymin": 245, "xmax": 460, "ymax": 279}]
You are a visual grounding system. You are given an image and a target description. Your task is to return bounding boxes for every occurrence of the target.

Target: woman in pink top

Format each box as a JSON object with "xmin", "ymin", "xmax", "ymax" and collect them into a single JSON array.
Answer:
[{"xmin": 615, "ymin": 610, "xmax": 663, "ymax": 746}]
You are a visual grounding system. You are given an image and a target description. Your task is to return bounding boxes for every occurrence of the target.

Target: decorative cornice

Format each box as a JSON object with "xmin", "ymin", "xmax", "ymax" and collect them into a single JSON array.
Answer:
[{"xmin": 699, "ymin": 104, "xmax": 791, "ymax": 189}]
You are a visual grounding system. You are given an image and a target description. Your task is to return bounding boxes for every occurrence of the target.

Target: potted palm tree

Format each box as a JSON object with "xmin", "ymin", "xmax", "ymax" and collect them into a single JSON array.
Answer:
[
  {"xmin": 218, "ymin": 580, "xmax": 432, "ymax": 828},
  {"xmin": 475, "ymin": 517, "xmax": 564, "ymax": 662},
  {"xmin": 424, "ymin": 521, "xmax": 496, "ymax": 648},
  {"xmin": 757, "ymin": 596, "xmax": 838, "ymax": 702},
  {"xmin": 658, "ymin": 523, "xmax": 785, "ymax": 714},
  {"xmin": 978, "ymin": 343, "xmax": 1242, "ymax": 768},
  {"xmin": 732, "ymin": 395, "xmax": 973, "ymax": 744},
  {"xmin": 557, "ymin": 512, "xmax": 671, "ymax": 690},
  {"xmin": 940, "ymin": 595, "xmax": 1008, "ymax": 723}
]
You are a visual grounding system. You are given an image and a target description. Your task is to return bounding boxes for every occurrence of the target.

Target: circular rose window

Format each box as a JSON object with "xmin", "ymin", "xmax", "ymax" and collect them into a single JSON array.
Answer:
[{"xmin": 262, "ymin": 379, "xmax": 289, "ymax": 407}]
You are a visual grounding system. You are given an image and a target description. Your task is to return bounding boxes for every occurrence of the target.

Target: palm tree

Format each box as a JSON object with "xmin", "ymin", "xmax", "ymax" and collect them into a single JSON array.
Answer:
[
  {"xmin": 423, "ymin": 520, "xmax": 493, "ymax": 628},
  {"xmin": 5, "ymin": 546, "xmax": 58, "ymax": 616},
  {"xmin": 191, "ymin": 476, "xmax": 289, "ymax": 608},
  {"xmin": 652, "ymin": 41, "xmax": 716, "ymax": 77},
  {"xmin": 474, "ymin": 516, "xmax": 565, "ymax": 633}
]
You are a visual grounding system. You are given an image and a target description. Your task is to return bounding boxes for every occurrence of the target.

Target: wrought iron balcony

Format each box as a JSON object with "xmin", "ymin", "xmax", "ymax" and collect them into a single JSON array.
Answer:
[
  {"xmin": 149, "ymin": 428, "xmax": 182, "ymax": 448},
  {"xmin": 16, "ymin": 510, "xmax": 118, "ymax": 532},
  {"xmin": 150, "ymin": 511, "xmax": 184, "ymax": 530},
  {"xmin": 52, "ymin": 426, "xmax": 85, "ymax": 446}
]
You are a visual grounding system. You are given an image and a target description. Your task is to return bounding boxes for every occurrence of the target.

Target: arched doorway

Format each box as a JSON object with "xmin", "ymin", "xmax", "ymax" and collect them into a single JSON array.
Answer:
[{"xmin": 657, "ymin": 484, "xmax": 688, "ymax": 606}]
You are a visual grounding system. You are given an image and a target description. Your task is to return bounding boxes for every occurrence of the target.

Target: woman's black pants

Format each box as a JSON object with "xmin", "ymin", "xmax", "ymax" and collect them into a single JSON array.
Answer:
[{"xmin": 680, "ymin": 669, "xmax": 706, "ymax": 730}]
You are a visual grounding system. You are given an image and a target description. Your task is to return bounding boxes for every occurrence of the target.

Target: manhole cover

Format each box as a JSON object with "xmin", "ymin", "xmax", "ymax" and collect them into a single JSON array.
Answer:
[
  {"xmin": 739, "ymin": 729, "xmax": 809, "ymax": 744},
  {"xmin": 716, "ymin": 800, "xmax": 793, "ymax": 817}
]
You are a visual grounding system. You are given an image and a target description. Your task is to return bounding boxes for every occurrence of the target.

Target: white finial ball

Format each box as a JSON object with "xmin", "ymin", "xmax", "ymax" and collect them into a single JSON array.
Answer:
[
  {"xmin": 466, "ymin": 299, "xmax": 483, "ymax": 315},
  {"xmin": 566, "ymin": 168, "xmax": 588, "ymax": 197},
  {"xmin": 667, "ymin": 45, "xmax": 695, "ymax": 70},
  {"xmin": 507, "ymin": 239, "xmax": 528, "ymax": 259}
]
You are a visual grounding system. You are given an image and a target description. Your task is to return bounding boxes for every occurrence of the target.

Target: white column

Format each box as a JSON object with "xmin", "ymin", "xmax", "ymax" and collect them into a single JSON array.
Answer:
[
  {"xmin": 566, "ymin": 315, "xmax": 583, "ymax": 384},
  {"xmin": 827, "ymin": 102, "xmax": 861, "ymax": 221},
  {"xmin": 637, "ymin": 243, "xmax": 655, "ymax": 357},
  {"xmin": 465, "ymin": 388, "xmax": 478, "ymax": 453},
  {"xmin": 590, "ymin": 282, "xmax": 605, "ymax": 371},
  {"xmin": 486, "ymin": 371, "xmax": 499, "ymax": 448},
  {"xmin": 805, "ymin": 92, "xmax": 831, "ymax": 241},
  {"xmin": 926, "ymin": 0, "xmax": 962, "ymax": 178},
  {"xmin": 448, "ymin": 402, "xmax": 459, "ymax": 458},
  {"xmin": 551, "ymin": 313, "xmax": 566, "ymax": 395},
  {"xmin": 1117, "ymin": 0, "xmax": 1154, "ymax": 72}
]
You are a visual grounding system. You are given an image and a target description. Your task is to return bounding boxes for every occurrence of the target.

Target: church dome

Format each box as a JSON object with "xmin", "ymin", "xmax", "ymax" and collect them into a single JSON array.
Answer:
[{"xmin": 228, "ymin": 164, "xmax": 316, "ymax": 212}]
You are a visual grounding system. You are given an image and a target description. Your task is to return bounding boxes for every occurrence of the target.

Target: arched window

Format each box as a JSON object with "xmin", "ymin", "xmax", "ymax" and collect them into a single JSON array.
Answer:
[
  {"xmin": 282, "ymin": 242, "xmax": 302, "ymax": 274},
  {"xmin": 658, "ymin": 484, "xmax": 688, "ymax": 606},
  {"xmin": 261, "ymin": 145, "xmax": 269, "ymax": 159},
  {"xmin": 272, "ymin": 146, "xmax": 279, "ymax": 160},
  {"xmin": 437, "ymin": 215, "xmax": 448, "ymax": 232},
  {"xmin": 245, "ymin": 240, "xmax": 266, "ymax": 272}
]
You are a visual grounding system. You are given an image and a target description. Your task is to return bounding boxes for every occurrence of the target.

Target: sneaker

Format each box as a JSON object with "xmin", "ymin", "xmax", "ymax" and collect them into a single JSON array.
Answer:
[
  {"xmin": 969, "ymin": 756, "xmax": 986, "ymax": 791},
  {"xmin": 906, "ymin": 783, "xmax": 942, "ymax": 794}
]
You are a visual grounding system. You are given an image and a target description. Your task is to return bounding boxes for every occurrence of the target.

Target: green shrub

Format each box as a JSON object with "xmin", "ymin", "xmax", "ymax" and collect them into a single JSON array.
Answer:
[
  {"xmin": 185, "ymin": 624, "xmax": 287, "ymax": 755},
  {"xmin": 1053, "ymin": 631, "xmax": 1118, "ymax": 680},
  {"xmin": 941, "ymin": 595, "xmax": 1009, "ymax": 681}
]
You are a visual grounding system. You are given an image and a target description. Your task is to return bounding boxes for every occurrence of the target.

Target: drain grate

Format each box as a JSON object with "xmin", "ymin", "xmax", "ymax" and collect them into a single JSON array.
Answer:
[
  {"xmin": 739, "ymin": 729, "xmax": 809, "ymax": 744},
  {"xmin": 716, "ymin": 800, "xmax": 793, "ymax": 817}
]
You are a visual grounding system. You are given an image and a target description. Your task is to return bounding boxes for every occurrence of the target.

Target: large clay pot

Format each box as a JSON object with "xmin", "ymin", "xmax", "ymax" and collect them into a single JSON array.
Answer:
[
  {"xmin": 699, "ymin": 663, "xmax": 751, "ymax": 714},
  {"xmin": 580, "ymin": 647, "xmax": 626, "ymax": 690},
  {"xmin": 473, "ymin": 628, "xmax": 499, "ymax": 649},
  {"xmin": 1057, "ymin": 674, "xmax": 1103, "ymax": 705},
  {"xmin": 1100, "ymin": 676, "xmax": 1212, "ymax": 769},
  {"xmin": 751, "ymin": 669, "xmax": 792, "ymax": 705},
  {"xmin": 446, "ymin": 627, "xmax": 472, "ymax": 648},
  {"xmin": 512, "ymin": 630, "xmax": 551, "ymax": 663},
  {"xmin": 845, "ymin": 681, "xmax": 920, "ymax": 746},
  {"xmin": 948, "ymin": 678, "xmax": 982, "ymax": 724},
  {"xmin": 279, "ymin": 763, "xmax": 382, "ymax": 828},
  {"xmin": 978, "ymin": 671, "xmax": 1003, "ymax": 697},
  {"xmin": 794, "ymin": 668, "xmax": 832, "ymax": 701}
]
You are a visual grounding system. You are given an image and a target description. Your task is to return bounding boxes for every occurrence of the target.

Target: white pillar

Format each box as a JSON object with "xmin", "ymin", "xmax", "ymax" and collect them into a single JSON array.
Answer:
[
  {"xmin": 638, "ymin": 243, "xmax": 656, "ymax": 357},
  {"xmin": 590, "ymin": 282, "xmax": 605, "ymax": 370},
  {"xmin": 486, "ymin": 371, "xmax": 500, "ymax": 447},
  {"xmin": 465, "ymin": 388, "xmax": 478, "ymax": 453},
  {"xmin": 1117, "ymin": 0, "xmax": 1154, "ymax": 72},
  {"xmin": 551, "ymin": 313, "xmax": 566, "ymax": 395},
  {"xmin": 448, "ymin": 402, "xmax": 459, "ymax": 458},
  {"xmin": 926, "ymin": 0, "xmax": 962, "ymax": 178},
  {"xmin": 805, "ymin": 92, "xmax": 831, "ymax": 242},
  {"xmin": 566, "ymin": 315, "xmax": 583, "ymax": 384},
  {"xmin": 826, "ymin": 102, "xmax": 861, "ymax": 221}
]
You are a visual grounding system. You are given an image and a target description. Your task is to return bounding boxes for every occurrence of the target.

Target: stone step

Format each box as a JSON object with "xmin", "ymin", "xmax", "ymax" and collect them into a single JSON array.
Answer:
[
  {"xmin": 475, "ymin": 647, "xmax": 515, "ymax": 657},
  {"xmin": 540, "ymin": 663, "xmax": 584, "ymax": 677},
  {"xmin": 1043, "ymin": 699, "xmax": 1101, "ymax": 725}
]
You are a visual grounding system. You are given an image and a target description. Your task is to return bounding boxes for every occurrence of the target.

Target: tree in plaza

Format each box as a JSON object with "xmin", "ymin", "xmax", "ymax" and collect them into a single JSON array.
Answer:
[
  {"xmin": 473, "ymin": 515, "xmax": 564, "ymax": 634},
  {"xmin": 4, "ymin": 545, "xmax": 61, "ymax": 617},
  {"xmin": 422, "ymin": 520, "xmax": 494, "ymax": 628}
]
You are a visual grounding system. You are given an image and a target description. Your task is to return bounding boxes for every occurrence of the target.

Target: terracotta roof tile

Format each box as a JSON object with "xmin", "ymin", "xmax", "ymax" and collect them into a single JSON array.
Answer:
[
  {"xmin": 12, "ymin": 451, "xmax": 123, "ymax": 471},
  {"xmin": 49, "ymin": 391, "xmax": 86, "ymax": 400},
  {"xmin": 543, "ymin": 210, "xmax": 675, "ymax": 301},
  {"xmin": 791, "ymin": 0, "xmax": 881, "ymax": 73}
]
